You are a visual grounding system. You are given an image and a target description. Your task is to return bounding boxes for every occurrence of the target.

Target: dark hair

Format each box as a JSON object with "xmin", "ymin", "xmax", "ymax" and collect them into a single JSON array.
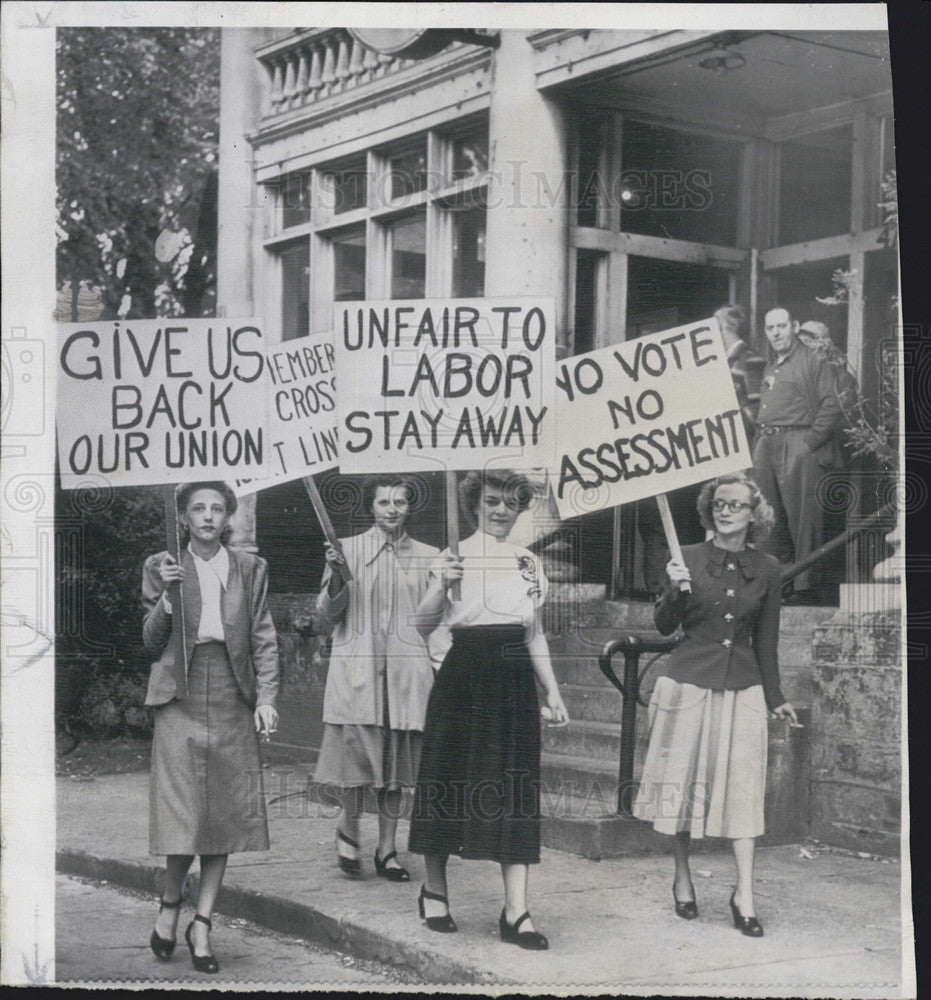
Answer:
[
  {"xmin": 764, "ymin": 304, "xmax": 795, "ymax": 326},
  {"xmin": 176, "ymin": 481, "xmax": 238, "ymax": 545},
  {"xmin": 714, "ymin": 304, "xmax": 747, "ymax": 340},
  {"xmin": 696, "ymin": 472, "xmax": 774, "ymax": 544},
  {"xmin": 361, "ymin": 475, "xmax": 417, "ymax": 512},
  {"xmin": 458, "ymin": 469, "xmax": 534, "ymax": 523}
]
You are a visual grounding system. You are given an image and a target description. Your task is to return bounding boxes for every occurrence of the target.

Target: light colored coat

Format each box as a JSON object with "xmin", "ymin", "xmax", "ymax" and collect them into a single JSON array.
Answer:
[
  {"xmin": 316, "ymin": 526, "xmax": 437, "ymax": 730},
  {"xmin": 141, "ymin": 547, "xmax": 279, "ymax": 709}
]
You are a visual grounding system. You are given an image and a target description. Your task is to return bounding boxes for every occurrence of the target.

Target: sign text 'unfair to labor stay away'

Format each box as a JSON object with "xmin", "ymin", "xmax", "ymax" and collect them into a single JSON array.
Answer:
[{"xmin": 334, "ymin": 297, "xmax": 557, "ymax": 474}]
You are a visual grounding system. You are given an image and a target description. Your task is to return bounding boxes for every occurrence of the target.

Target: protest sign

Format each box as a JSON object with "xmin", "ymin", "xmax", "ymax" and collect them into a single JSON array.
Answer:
[
  {"xmin": 334, "ymin": 297, "xmax": 557, "ymax": 474},
  {"xmin": 233, "ymin": 331, "xmax": 339, "ymax": 496},
  {"xmin": 553, "ymin": 317, "xmax": 750, "ymax": 520},
  {"xmin": 56, "ymin": 318, "xmax": 270, "ymax": 489}
]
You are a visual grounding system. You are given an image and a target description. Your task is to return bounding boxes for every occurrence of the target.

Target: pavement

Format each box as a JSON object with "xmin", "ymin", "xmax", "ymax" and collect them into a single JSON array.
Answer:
[
  {"xmin": 57, "ymin": 873, "xmax": 424, "ymax": 987},
  {"xmin": 57, "ymin": 765, "xmax": 914, "ymax": 995}
]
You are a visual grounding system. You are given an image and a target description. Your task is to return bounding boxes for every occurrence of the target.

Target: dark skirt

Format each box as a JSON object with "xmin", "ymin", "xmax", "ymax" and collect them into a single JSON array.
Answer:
[
  {"xmin": 408, "ymin": 625, "xmax": 541, "ymax": 865},
  {"xmin": 150, "ymin": 642, "xmax": 269, "ymax": 855}
]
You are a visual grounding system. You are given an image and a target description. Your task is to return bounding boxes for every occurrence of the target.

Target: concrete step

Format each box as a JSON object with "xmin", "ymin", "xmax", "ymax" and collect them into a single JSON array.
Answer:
[
  {"xmin": 540, "ymin": 750, "xmax": 625, "ymax": 801},
  {"xmin": 542, "ymin": 719, "xmax": 622, "ymax": 763},
  {"xmin": 559, "ymin": 683, "xmax": 626, "ymax": 724}
]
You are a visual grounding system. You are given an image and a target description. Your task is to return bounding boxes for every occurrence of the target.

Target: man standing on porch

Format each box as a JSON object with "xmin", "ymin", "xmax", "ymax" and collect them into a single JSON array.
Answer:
[{"xmin": 752, "ymin": 306, "xmax": 843, "ymax": 600}]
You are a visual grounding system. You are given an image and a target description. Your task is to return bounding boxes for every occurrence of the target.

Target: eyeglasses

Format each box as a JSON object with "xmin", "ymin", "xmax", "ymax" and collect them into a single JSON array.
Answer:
[{"xmin": 712, "ymin": 499, "xmax": 752, "ymax": 513}]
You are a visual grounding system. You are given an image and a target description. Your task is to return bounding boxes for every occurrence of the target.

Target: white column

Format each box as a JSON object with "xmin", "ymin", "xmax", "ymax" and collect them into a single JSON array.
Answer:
[
  {"xmin": 484, "ymin": 31, "xmax": 569, "ymax": 348},
  {"xmin": 218, "ymin": 30, "xmax": 264, "ymax": 551}
]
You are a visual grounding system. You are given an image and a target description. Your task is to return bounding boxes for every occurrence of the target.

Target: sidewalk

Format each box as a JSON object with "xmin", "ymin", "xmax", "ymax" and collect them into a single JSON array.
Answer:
[{"xmin": 57, "ymin": 766, "xmax": 910, "ymax": 995}]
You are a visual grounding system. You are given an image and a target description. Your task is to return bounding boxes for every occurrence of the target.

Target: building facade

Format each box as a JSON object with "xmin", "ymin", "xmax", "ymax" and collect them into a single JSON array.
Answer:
[{"xmin": 219, "ymin": 26, "xmax": 896, "ymax": 598}]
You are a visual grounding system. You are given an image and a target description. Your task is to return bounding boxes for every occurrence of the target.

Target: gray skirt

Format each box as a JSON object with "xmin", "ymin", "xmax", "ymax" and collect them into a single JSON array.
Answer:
[
  {"xmin": 150, "ymin": 642, "xmax": 269, "ymax": 855},
  {"xmin": 632, "ymin": 677, "xmax": 768, "ymax": 839},
  {"xmin": 313, "ymin": 724, "xmax": 422, "ymax": 789}
]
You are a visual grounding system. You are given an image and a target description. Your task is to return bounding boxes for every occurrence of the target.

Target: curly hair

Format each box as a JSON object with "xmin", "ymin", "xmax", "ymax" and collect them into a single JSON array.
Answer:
[
  {"xmin": 458, "ymin": 469, "xmax": 535, "ymax": 523},
  {"xmin": 176, "ymin": 481, "xmax": 238, "ymax": 545},
  {"xmin": 696, "ymin": 473, "xmax": 774, "ymax": 544}
]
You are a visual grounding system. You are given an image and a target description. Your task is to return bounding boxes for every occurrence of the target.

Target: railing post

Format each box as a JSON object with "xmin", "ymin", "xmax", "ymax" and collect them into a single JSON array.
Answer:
[{"xmin": 618, "ymin": 642, "xmax": 641, "ymax": 814}]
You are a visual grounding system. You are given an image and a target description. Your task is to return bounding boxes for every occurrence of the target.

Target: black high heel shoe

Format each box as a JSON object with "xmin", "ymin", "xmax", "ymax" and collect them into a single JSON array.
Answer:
[
  {"xmin": 418, "ymin": 885, "xmax": 457, "ymax": 933},
  {"xmin": 335, "ymin": 828, "xmax": 361, "ymax": 877},
  {"xmin": 374, "ymin": 849, "xmax": 410, "ymax": 882},
  {"xmin": 673, "ymin": 883, "xmax": 698, "ymax": 920},
  {"xmin": 149, "ymin": 897, "xmax": 181, "ymax": 960},
  {"xmin": 499, "ymin": 909, "xmax": 549, "ymax": 951},
  {"xmin": 185, "ymin": 914, "xmax": 220, "ymax": 973},
  {"xmin": 729, "ymin": 891, "xmax": 764, "ymax": 937}
]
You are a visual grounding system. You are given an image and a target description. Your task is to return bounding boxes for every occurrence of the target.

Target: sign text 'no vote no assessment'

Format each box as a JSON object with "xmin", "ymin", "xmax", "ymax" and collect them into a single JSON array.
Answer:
[{"xmin": 553, "ymin": 317, "xmax": 751, "ymax": 520}]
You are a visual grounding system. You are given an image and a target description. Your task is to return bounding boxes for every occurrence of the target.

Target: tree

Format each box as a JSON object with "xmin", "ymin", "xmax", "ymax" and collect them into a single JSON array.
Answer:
[
  {"xmin": 55, "ymin": 29, "xmax": 220, "ymax": 741},
  {"xmin": 56, "ymin": 28, "xmax": 220, "ymax": 320}
]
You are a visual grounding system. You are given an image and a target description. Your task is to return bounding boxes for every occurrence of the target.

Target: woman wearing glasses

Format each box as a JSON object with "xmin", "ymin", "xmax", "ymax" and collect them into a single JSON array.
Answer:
[{"xmin": 633, "ymin": 473, "xmax": 798, "ymax": 937}]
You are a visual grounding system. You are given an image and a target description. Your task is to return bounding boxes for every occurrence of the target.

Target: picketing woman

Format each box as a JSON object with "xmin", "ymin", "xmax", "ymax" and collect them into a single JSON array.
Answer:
[
  {"xmin": 313, "ymin": 476, "xmax": 439, "ymax": 882},
  {"xmin": 408, "ymin": 469, "xmax": 570, "ymax": 950},
  {"xmin": 632, "ymin": 472, "xmax": 799, "ymax": 937},
  {"xmin": 143, "ymin": 481, "xmax": 280, "ymax": 974}
]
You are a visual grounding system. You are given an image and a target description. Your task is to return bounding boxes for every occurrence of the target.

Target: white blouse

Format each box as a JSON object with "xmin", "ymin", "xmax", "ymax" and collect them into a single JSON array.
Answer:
[{"xmin": 428, "ymin": 531, "xmax": 548, "ymax": 665}]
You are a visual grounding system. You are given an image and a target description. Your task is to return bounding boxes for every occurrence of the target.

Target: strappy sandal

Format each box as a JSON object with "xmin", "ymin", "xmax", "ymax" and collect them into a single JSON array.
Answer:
[
  {"xmin": 499, "ymin": 909, "xmax": 548, "ymax": 950},
  {"xmin": 185, "ymin": 913, "xmax": 219, "ymax": 973},
  {"xmin": 149, "ymin": 896, "xmax": 181, "ymax": 960},
  {"xmin": 374, "ymin": 849, "xmax": 410, "ymax": 882},
  {"xmin": 336, "ymin": 828, "xmax": 362, "ymax": 877}
]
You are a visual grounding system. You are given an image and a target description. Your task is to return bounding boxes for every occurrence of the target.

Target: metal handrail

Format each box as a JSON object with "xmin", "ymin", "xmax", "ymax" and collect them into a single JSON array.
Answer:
[
  {"xmin": 598, "ymin": 632, "xmax": 678, "ymax": 814},
  {"xmin": 780, "ymin": 500, "xmax": 895, "ymax": 585}
]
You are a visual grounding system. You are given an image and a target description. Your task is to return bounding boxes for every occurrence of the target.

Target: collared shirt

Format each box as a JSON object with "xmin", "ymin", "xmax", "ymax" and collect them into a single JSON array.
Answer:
[
  {"xmin": 654, "ymin": 540, "xmax": 785, "ymax": 710},
  {"xmin": 757, "ymin": 339, "xmax": 842, "ymax": 448}
]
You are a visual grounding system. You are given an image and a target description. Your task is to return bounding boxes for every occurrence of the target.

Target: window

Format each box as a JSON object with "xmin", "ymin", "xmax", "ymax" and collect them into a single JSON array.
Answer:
[
  {"xmin": 626, "ymin": 258, "xmax": 730, "ymax": 335},
  {"xmin": 620, "ymin": 121, "xmax": 741, "ymax": 246},
  {"xmin": 575, "ymin": 115, "xmax": 604, "ymax": 228},
  {"xmin": 278, "ymin": 239, "xmax": 309, "ymax": 340},
  {"xmin": 452, "ymin": 206, "xmax": 486, "ymax": 298},
  {"xmin": 389, "ymin": 141, "xmax": 428, "ymax": 200},
  {"xmin": 265, "ymin": 115, "xmax": 489, "ymax": 334},
  {"xmin": 332, "ymin": 227, "xmax": 366, "ymax": 302},
  {"xmin": 573, "ymin": 250, "xmax": 599, "ymax": 354},
  {"xmin": 387, "ymin": 213, "xmax": 426, "ymax": 299},
  {"xmin": 778, "ymin": 125, "xmax": 853, "ymax": 244},
  {"xmin": 281, "ymin": 172, "xmax": 311, "ymax": 228},
  {"xmin": 326, "ymin": 156, "xmax": 367, "ymax": 216},
  {"xmin": 449, "ymin": 121, "xmax": 488, "ymax": 181}
]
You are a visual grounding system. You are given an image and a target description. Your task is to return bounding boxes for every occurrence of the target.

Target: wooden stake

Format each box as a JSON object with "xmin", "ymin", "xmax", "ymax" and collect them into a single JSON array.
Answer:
[
  {"xmin": 302, "ymin": 475, "xmax": 352, "ymax": 585},
  {"xmin": 444, "ymin": 469, "xmax": 461, "ymax": 602},
  {"xmin": 162, "ymin": 485, "xmax": 188, "ymax": 680},
  {"xmin": 655, "ymin": 493, "xmax": 691, "ymax": 592}
]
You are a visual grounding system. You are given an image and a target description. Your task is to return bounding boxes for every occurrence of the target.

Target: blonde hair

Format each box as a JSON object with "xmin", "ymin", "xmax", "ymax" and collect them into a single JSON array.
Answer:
[{"xmin": 696, "ymin": 473, "xmax": 774, "ymax": 543}]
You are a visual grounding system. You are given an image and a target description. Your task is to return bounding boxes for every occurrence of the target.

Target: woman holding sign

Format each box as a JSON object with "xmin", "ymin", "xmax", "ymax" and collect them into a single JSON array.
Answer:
[
  {"xmin": 632, "ymin": 473, "xmax": 798, "ymax": 937},
  {"xmin": 408, "ymin": 469, "xmax": 569, "ymax": 950},
  {"xmin": 313, "ymin": 476, "xmax": 438, "ymax": 882},
  {"xmin": 143, "ymin": 481, "xmax": 279, "ymax": 974}
]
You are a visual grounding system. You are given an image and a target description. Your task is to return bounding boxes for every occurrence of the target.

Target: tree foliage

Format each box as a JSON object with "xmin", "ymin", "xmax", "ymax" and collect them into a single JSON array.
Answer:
[{"xmin": 56, "ymin": 28, "xmax": 220, "ymax": 319}]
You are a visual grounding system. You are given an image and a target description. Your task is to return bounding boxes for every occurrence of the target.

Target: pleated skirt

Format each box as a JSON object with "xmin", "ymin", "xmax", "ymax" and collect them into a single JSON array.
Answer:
[
  {"xmin": 313, "ymin": 723, "xmax": 422, "ymax": 789},
  {"xmin": 631, "ymin": 676, "xmax": 768, "ymax": 840},
  {"xmin": 408, "ymin": 625, "xmax": 541, "ymax": 865},
  {"xmin": 150, "ymin": 642, "xmax": 269, "ymax": 855}
]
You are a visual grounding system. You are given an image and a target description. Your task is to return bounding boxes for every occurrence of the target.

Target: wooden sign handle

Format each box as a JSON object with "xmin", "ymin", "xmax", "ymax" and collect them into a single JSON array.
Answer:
[
  {"xmin": 444, "ymin": 470, "xmax": 461, "ymax": 602},
  {"xmin": 162, "ymin": 486, "xmax": 188, "ymax": 678},
  {"xmin": 302, "ymin": 475, "xmax": 352, "ymax": 586},
  {"xmin": 655, "ymin": 493, "xmax": 691, "ymax": 593}
]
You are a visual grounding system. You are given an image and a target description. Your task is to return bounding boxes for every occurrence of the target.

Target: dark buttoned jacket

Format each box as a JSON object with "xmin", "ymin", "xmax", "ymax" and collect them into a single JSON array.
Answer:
[
  {"xmin": 654, "ymin": 540, "xmax": 785, "ymax": 710},
  {"xmin": 141, "ymin": 547, "xmax": 279, "ymax": 709}
]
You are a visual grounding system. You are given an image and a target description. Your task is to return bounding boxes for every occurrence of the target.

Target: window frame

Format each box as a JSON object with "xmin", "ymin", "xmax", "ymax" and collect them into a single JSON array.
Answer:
[{"xmin": 263, "ymin": 114, "xmax": 490, "ymax": 341}]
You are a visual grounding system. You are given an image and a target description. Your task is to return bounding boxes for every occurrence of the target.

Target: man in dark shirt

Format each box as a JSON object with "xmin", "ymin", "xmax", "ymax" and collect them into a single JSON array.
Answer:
[{"xmin": 752, "ymin": 307, "xmax": 842, "ymax": 596}]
